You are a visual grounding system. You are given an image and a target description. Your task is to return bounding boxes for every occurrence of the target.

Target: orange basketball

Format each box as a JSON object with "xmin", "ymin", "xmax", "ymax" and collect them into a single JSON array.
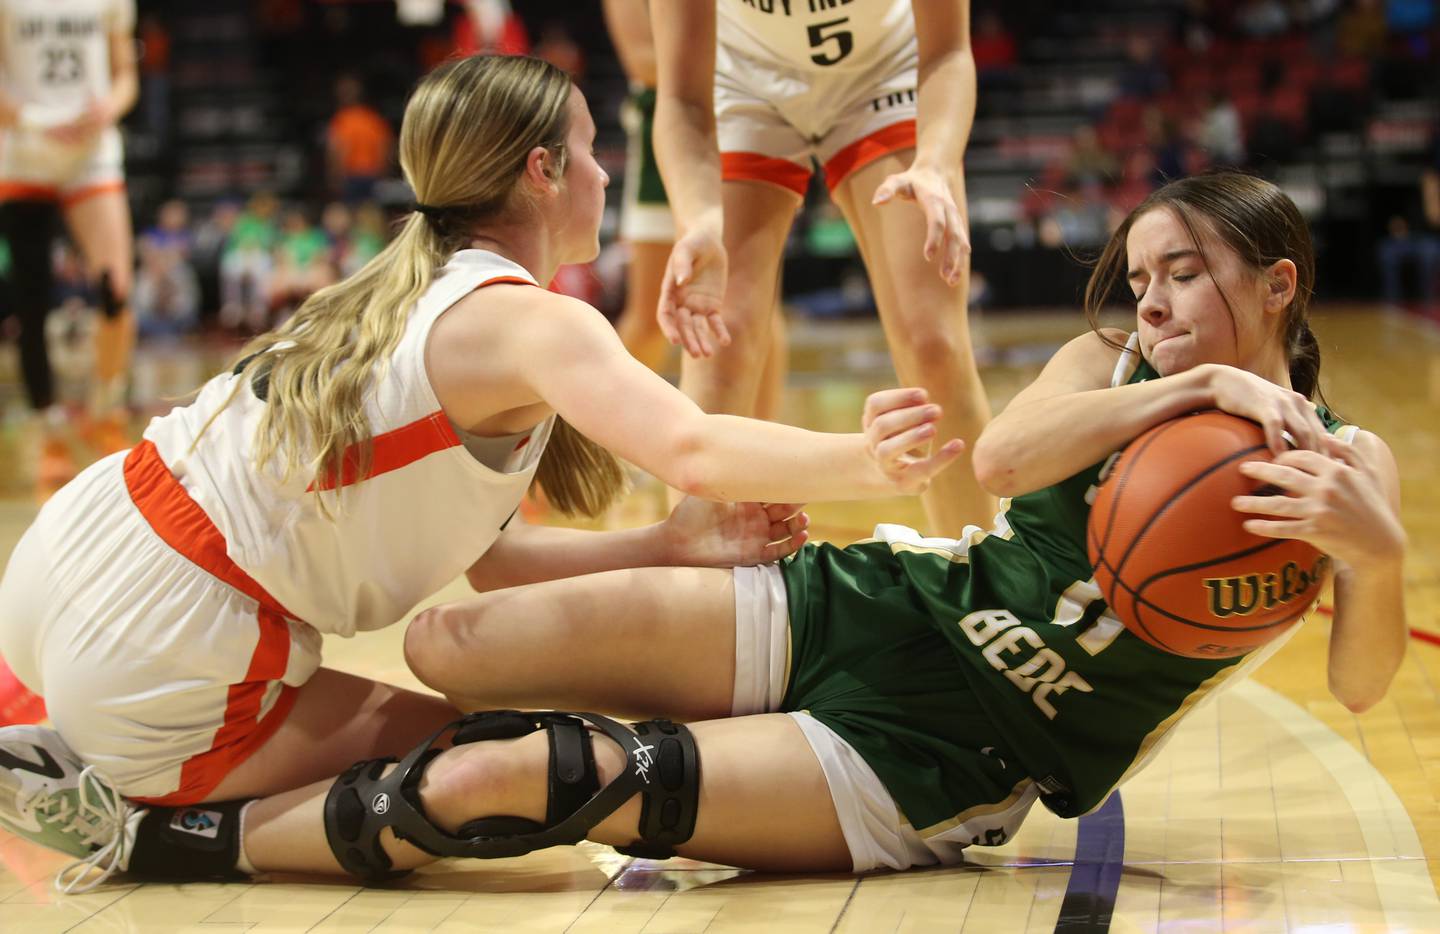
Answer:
[{"xmin": 1087, "ymin": 411, "xmax": 1329, "ymax": 659}]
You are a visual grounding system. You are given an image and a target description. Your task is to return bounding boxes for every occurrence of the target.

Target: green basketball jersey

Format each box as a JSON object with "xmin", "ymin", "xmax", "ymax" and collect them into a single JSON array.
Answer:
[{"xmin": 879, "ymin": 337, "xmax": 1344, "ymax": 818}]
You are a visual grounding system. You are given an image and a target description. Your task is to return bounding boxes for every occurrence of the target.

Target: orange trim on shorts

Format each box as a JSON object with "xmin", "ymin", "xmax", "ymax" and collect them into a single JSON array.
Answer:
[
  {"xmin": 720, "ymin": 151, "xmax": 812, "ymax": 196},
  {"xmin": 0, "ymin": 179, "xmax": 126, "ymax": 206},
  {"xmin": 59, "ymin": 180, "xmax": 126, "ymax": 208},
  {"xmin": 125, "ymin": 441, "xmax": 295, "ymax": 618},
  {"xmin": 0, "ymin": 181, "xmax": 60, "ymax": 202},
  {"xmin": 123, "ymin": 440, "xmax": 300, "ymax": 805},
  {"xmin": 821, "ymin": 120, "xmax": 917, "ymax": 193}
]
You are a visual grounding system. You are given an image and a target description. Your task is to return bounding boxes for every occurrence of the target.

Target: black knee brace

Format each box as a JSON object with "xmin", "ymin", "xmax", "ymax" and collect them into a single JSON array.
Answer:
[
  {"xmin": 96, "ymin": 268, "xmax": 126, "ymax": 319},
  {"xmin": 323, "ymin": 710, "xmax": 701, "ymax": 883}
]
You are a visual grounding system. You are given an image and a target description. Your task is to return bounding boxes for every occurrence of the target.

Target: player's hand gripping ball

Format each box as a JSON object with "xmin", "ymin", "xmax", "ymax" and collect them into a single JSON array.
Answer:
[{"xmin": 1087, "ymin": 411, "xmax": 1329, "ymax": 658}]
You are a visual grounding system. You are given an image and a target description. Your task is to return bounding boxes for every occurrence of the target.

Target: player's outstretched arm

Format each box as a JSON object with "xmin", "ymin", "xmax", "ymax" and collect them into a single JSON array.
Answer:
[
  {"xmin": 464, "ymin": 499, "xmax": 808, "ymax": 593},
  {"xmin": 430, "ymin": 287, "xmax": 953, "ymax": 504}
]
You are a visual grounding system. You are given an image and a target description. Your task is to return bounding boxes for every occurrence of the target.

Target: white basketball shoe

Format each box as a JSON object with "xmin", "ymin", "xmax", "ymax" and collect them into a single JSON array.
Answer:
[{"xmin": 0, "ymin": 724, "xmax": 147, "ymax": 892}]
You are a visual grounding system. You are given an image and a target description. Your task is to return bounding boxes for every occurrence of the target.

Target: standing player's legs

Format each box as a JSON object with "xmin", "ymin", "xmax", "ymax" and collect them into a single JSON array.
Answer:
[
  {"xmin": 0, "ymin": 198, "xmax": 72, "ymax": 497},
  {"xmin": 755, "ymin": 306, "xmax": 789, "ymax": 422},
  {"xmin": 61, "ymin": 187, "xmax": 134, "ymax": 454},
  {"xmin": 832, "ymin": 153, "xmax": 993, "ymax": 536},
  {"xmin": 614, "ymin": 87, "xmax": 677, "ymax": 372},
  {"xmin": 678, "ymin": 180, "xmax": 801, "ymax": 419},
  {"xmin": 615, "ymin": 239, "xmax": 674, "ymax": 371}
]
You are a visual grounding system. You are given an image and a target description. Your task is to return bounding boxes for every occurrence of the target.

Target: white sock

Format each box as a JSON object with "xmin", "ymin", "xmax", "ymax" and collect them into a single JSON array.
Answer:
[{"xmin": 234, "ymin": 800, "xmax": 258, "ymax": 875}]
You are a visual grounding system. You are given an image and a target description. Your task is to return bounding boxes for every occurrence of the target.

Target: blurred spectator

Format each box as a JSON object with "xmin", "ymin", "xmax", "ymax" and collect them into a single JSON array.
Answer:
[
  {"xmin": 803, "ymin": 202, "xmax": 860, "ymax": 258},
  {"xmin": 137, "ymin": 13, "xmax": 172, "ymax": 139},
  {"xmin": 270, "ymin": 207, "xmax": 335, "ymax": 319},
  {"xmin": 220, "ymin": 193, "xmax": 280, "ymax": 333},
  {"xmin": 1110, "ymin": 150, "xmax": 1159, "ymax": 219},
  {"xmin": 326, "ymin": 75, "xmax": 394, "ymax": 205},
  {"xmin": 258, "ymin": 0, "xmax": 305, "ymax": 34},
  {"xmin": 1143, "ymin": 107, "xmax": 1194, "ymax": 183},
  {"xmin": 1199, "ymin": 92, "xmax": 1245, "ymax": 166},
  {"xmin": 535, "ymin": 21, "xmax": 585, "ymax": 79},
  {"xmin": 134, "ymin": 201, "xmax": 200, "ymax": 339},
  {"xmin": 1235, "ymin": 0, "xmax": 1290, "ymax": 37},
  {"xmin": 1337, "ymin": 0, "xmax": 1389, "ymax": 57},
  {"xmin": 1377, "ymin": 137, "xmax": 1440, "ymax": 306},
  {"xmin": 972, "ymin": 11, "xmax": 1018, "ymax": 85},
  {"xmin": 1386, "ymin": 0, "xmax": 1436, "ymax": 36},
  {"xmin": 343, "ymin": 203, "xmax": 388, "ymax": 276},
  {"xmin": 192, "ymin": 201, "xmax": 240, "ymax": 327},
  {"xmin": 45, "ymin": 243, "xmax": 97, "ymax": 392},
  {"xmin": 454, "ymin": 0, "xmax": 529, "ymax": 56},
  {"xmin": 1118, "ymin": 34, "xmax": 1168, "ymax": 99},
  {"xmin": 1173, "ymin": 0, "xmax": 1218, "ymax": 51},
  {"xmin": 319, "ymin": 201, "xmax": 353, "ymax": 276},
  {"xmin": 1064, "ymin": 125, "xmax": 1119, "ymax": 189}
]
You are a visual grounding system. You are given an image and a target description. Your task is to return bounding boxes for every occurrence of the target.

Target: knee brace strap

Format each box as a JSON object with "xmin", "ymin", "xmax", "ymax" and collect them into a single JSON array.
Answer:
[
  {"xmin": 97, "ymin": 269, "xmax": 126, "ymax": 319},
  {"xmin": 322, "ymin": 710, "xmax": 701, "ymax": 883},
  {"xmin": 614, "ymin": 718, "xmax": 702, "ymax": 860}
]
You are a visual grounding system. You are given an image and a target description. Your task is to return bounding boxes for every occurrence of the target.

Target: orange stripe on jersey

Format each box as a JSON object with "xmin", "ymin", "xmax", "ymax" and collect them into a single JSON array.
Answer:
[
  {"xmin": 123, "ymin": 440, "xmax": 299, "ymax": 805},
  {"xmin": 308, "ymin": 272, "xmax": 533, "ymax": 492},
  {"xmin": 309, "ymin": 410, "xmax": 462, "ymax": 492},
  {"xmin": 721, "ymin": 152, "xmax": 812, "ymax": 196},
  {"xmin": 822, "ymin": 120, "xmax": 917, "ymax": 193}
]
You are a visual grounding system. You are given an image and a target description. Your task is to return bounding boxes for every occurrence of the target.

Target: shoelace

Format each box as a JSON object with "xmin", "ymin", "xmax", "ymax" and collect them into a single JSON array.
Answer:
[{"xmin": 52, "ymin": 767, "xmax": 146, "ymax": 895}]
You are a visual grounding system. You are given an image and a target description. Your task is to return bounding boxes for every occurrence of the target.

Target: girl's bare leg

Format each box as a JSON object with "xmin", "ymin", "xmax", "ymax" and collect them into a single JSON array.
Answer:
[
  {"xmin": 240, "ymin": 713, "xmax": 850, "ymax": 875},
  {"xmin": 832, "ymin": 153, "xmax": 994, "ymax": 537},
  {"xmin": 405, "ymin": 566, "xmax": 739, "ymax": 721},
  {"xmin": 205, "ymin": 668, "xmax": 458, "ymax": 801},
  {"xmin": 62, "ymin": 190, "xmax": 135, "ymax": 429},
  {"xmin": 615, "ymin": 239, "xmax": 676, "ymax": 372},
  {"xmin": 678, "ymin": 181, "xmax": 801, "ymax": 420}
]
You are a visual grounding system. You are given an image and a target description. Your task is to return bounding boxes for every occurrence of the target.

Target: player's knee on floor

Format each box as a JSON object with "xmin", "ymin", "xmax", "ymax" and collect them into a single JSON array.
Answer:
[
  {"xmin": 322, "ymin": 710, "xmax": 700, "ymax": 883},
  {"xmin": 402, "ymin": 605, "xmax": 475, "ymax": 694}
]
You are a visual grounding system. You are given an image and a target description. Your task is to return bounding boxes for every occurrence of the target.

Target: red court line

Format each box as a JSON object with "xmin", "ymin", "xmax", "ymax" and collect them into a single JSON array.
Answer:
[{"xmin": 1313, "ymin": 604, "xmax": 1440, "ymax": 648}]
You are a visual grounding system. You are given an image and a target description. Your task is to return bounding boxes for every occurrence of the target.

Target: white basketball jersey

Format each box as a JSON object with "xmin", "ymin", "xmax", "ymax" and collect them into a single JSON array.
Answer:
[
  {"xmin": 0, "ymin": 0, "xmax": 132, "ymax": 122},
  {"xmin": 717, "ymin": 0, "xmax": 914, "ymax": 74},
  {"xmin": 142, "ymin": 250, "xmax": 552, "ymax": 637}
]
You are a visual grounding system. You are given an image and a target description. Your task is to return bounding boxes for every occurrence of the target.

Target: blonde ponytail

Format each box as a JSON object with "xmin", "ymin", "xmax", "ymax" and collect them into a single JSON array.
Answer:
[
  {"xmin": 532, "ymin": 418, "xmax": 628, "ymax": 517},
  {"xmin": 198, "ymin": 55, "xmax": 627, "ymax": 517}
]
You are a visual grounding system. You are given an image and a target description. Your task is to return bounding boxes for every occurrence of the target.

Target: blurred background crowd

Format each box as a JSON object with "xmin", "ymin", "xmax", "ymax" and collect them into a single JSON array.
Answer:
[{"xmin": 1, "ymin": 0, "xmax": 1436, "ymax": 349}]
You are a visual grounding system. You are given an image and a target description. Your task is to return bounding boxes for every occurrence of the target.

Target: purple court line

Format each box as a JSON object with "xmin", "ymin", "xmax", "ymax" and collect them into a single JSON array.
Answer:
[{"xmin": 1054, "ymin": 791, "xmax": 1125, "ymax": 933}]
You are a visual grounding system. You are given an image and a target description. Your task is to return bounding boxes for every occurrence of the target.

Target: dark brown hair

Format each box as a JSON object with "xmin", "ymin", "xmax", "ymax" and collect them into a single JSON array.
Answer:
[{"xmin": 1083, "ymin": 171, "xmax": 1323, "ymax": 400}]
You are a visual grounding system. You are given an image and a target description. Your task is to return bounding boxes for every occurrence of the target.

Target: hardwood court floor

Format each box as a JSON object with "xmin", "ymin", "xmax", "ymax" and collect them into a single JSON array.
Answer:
[{"xmin": 0, "ymin": 304, "xmax": 1437, "ymax": 932}]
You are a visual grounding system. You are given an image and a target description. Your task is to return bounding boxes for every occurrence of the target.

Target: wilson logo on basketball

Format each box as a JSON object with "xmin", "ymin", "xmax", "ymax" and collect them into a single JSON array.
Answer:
[{"xmin": 1202, "ymin": 556, "xmax": 1331, "ymax": 619}]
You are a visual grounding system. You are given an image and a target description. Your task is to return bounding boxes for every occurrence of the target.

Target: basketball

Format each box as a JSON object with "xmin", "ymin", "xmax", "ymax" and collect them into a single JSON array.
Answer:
[{"xmin": 1088, "ymin": 411, "xmax": 1329, "ymax": 659}]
